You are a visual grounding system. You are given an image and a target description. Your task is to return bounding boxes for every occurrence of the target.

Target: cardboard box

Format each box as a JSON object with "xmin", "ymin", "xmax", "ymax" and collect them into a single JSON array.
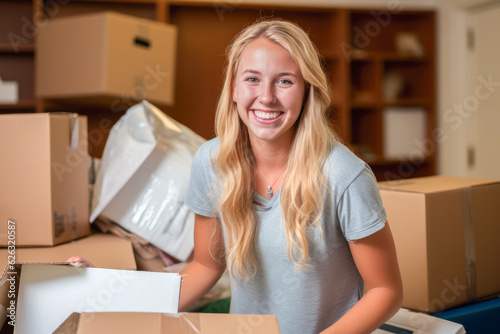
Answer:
[
  {"xmin": 54, "ymin": 312, "xmax": 281, "ymax": 334},
  {"xmin": 36, "ymin": 11, "xmax": 177, "ymax": 107},
  {"xmin": 379, "ymin": 176, "xmax": 500, "ymax": 313},
  {"xmin": 0, "ymin": 113, "xmax": 90, "ymax": 246},
  {"xmin": 0, "ymin": 232, "xmax": 137, "ymax": 329},
  {"xmin": 383, "ymin": 107, "xmax": 427, "ymax": 160},
  {"xmin": 373, "ymin": 308, "xmax": 465, "ymax": 334},
  {"xmin": 13, "ymin": 264, "xmax": 181, "ymax": 334},
  {"xmin": 53, "ymin": 308, "xmax": 465, "ymax": 334}
]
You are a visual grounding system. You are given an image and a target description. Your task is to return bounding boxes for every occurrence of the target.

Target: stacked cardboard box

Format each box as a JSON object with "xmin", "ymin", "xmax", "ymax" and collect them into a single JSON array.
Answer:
[
  {"xmin": 36, "ymin": 11, "xmax": 177, "ymax": 108},
  {"xmin": 0, "ymin": 113, "xmax": 90, "ymax": 246},
  {"xmin": 0, "ymin": 113, "xmax": 141, "ymax": 332},
  {"xmin": 379, "ymin": 176, "xmax": 500, "ymax": 313}
]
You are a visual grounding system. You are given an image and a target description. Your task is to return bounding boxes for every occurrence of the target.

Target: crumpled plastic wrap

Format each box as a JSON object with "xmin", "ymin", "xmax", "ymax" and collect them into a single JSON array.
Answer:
[{"xmin": 90, "ymin": 100, "xmax": 205, "ymax": 261}]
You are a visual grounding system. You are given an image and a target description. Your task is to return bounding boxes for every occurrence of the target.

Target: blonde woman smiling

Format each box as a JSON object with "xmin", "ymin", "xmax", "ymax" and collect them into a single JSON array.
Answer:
[{"xmin": 179, "ymin": 19, "xmax": 402, "ymax": 334}]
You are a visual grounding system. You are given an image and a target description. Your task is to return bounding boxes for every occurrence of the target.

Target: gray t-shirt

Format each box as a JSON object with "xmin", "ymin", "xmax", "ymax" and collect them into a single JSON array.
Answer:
[{"xmin": 185, "ymin": 138, "xmax": 387, "ymax": 334}]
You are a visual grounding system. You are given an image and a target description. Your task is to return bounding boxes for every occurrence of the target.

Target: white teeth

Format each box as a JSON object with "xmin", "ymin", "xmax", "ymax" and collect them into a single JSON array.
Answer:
[{"xmin": 254, "ymin": 111, "xmax": 280, "ymax": 120}]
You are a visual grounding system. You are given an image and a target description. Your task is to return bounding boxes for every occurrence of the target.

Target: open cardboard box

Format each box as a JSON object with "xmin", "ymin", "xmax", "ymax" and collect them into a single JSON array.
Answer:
[
  {"xmin": 0, "ymin": 232, "xmax": 137, "ymax": 330},
  {"xmin": 53, "ymin": 308, "xmax": 464, "ymax": 334},
  {"xmin": 11, "ymin": 264, "xmax": 181, "ymax": 334},
  {"xmin": 379, "ymin": 175, "xmax": 500, "ymax": 312},
  {"xmin": 54, "ymin": 312, "xmax": 281, "ymax": 333}
]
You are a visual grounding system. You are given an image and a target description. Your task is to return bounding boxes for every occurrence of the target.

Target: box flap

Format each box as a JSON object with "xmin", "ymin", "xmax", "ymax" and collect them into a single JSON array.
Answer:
[
  {"xmin": 378, "ymin": 175, "xmax": 500, "ymax": 194},
  {"xmin": 53, "ymin": 312, "xmax": 281, "ymax": 334},
  {"xmin": 54, "ymin": 312, "xmax": 165, "ymax": 333},
  {"xmin": 198, "ymin": 313, "xmax": 281, "ymax": 333},
  {"xmin": 14, "ymin": 264, "xmax": 181, "ymax": 334},
  {"xmin": 0, "ymin": 232, "xmax": 136, "ymax": 273}
]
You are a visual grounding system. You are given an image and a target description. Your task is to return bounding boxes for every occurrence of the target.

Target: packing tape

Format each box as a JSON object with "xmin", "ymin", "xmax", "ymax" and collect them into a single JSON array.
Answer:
[
  {"xmin": 461, "ymin": 187, "xmax": 477, "ymax": 302},
  {"xmin": 69, "ymin": 113, "xmax": 79, "ymax": 152}
]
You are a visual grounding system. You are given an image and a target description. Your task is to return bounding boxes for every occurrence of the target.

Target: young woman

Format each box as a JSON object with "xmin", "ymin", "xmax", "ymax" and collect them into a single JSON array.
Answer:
[{"xmin": 178, "ymin": 19, "xmax": 403, "ymax": 334}]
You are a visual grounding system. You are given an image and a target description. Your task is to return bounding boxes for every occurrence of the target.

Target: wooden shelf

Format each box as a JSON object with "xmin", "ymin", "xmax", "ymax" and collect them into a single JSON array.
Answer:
[
  {"xmin": 350, "ymin": 51, "xmax": 430, "ymax": 63},
  {"xmin": 0, "ymin": 43, "xmax": 35, "ymax": 54},
  {"xmin": 383, "ymin": 98, "xmax": 431, "ymax": 107},
  {"xmin": 0, "ymin": 100, "xmax": 36, "ymax": 111},
  {"xmin": 0, "ymin": 1, "xmax": 437, "ymax": 179}
]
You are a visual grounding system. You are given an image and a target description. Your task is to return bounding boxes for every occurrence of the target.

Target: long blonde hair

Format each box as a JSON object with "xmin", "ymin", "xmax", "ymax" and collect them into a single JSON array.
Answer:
[{"xmin": 214, "ymin": 19, "xmax": 337, "ymax": 280}]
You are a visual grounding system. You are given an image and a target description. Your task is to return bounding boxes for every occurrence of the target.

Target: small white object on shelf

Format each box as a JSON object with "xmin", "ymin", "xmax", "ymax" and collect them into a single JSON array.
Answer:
[{"xmin": 0, "ymin": 76, "xmax": 19, "ymax": 104}]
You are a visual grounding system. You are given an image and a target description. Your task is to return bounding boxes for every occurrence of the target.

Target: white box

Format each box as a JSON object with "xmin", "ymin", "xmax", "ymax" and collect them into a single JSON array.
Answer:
[
  {"xmin": 373, "ymin": 308, "xmax": 465, "ymax": 334},
  {"xmin": 383, "ymin": 107, "xmax": 427, "ymax": 160},
  {"xmin": 14, "ymin": 264, "xmax": 181, "ymax": 334},
  {"xmin": 0, "ymin": 77, "xmax": 18, "ymax": 104}
]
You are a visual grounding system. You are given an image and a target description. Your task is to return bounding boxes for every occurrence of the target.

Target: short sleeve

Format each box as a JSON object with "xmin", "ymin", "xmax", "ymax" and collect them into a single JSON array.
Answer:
[
  {"xmin": 185, "ymin": 140, "xmax": 219, "ymax": 218},
  {"xmin": 337, "ymin": 166, "xmax": 387, "ymax": 242}
]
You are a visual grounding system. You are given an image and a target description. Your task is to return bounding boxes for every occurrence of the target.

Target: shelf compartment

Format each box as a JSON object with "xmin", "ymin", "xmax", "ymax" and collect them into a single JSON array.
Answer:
[
  {"xmin": 383, "ymin": 62, "xmax": 433, "ymax": 101},
  {"xmin": 350, "ymin": 107, "xmax": 382, "ymax": 160},
  {"xmin": 0, "ymin": 54, "xmax": 34, "ymax": 102},
  {"xmin": 350, "ymin": 59, "xmax": 379, "ymax": 106},
  {"xmin": 0, "ymin": 1, "xmax": 34, "ymax": 52},
  {"xmin": 349, "ymin": 10, "xmax": 435, "ymax": 56}
]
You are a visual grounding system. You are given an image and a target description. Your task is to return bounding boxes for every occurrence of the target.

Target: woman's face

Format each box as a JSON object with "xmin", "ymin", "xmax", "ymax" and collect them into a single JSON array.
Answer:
[{"xmin": 232, "ymin": 37, "xmax": 306, "ymax": 146}]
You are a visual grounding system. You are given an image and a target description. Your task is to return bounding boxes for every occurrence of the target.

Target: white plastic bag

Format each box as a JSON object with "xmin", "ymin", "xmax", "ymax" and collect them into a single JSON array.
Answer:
[{"xmin": 90, "ymin": 100, "xmax": 205, "ymax": 261}]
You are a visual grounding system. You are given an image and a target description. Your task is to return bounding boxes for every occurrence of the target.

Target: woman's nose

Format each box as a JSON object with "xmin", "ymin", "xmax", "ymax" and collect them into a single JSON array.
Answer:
[{"xmin": 259, "ymin": 83, "xmax": 276, "ymax": 105}]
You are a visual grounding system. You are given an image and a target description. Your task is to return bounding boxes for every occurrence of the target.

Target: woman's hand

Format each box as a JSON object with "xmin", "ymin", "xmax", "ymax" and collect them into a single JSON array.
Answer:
[{"xmin": 66, "ymin": 256, "xmax": 95, "ymax": 268}]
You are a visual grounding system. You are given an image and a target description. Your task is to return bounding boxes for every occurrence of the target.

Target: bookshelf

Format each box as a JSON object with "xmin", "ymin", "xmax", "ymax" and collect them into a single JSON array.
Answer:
[{"xmin": 0, "ymin": 0, "xmax": 437, "ymax": 180}]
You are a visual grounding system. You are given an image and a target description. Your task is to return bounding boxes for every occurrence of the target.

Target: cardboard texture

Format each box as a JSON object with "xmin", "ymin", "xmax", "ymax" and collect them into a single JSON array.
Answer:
[
  {"xmin": 0, "ymin": 113, "xmax": 90, "ymax": 246},
  {"xmin": 379, "ymin": 175, "xmax": 500, "ymax": 313},
  {"xmin": 54, "ymin": 312, "xmax": 281, "ymax": 334},
  {"xmin": 36, "ymin": 11, "xmax": 177, "ymax": 107},
  {"xmin": 0, "ymin": 232, "xmax": 136, "ymax": 330},
  {"xmin": 13, "ymin": 264, "xmax": 181, "ymax": 334}
]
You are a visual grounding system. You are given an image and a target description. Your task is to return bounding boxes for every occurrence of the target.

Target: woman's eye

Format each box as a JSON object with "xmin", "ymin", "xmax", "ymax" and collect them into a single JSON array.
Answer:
[
  {"xmin": 245, "ymin": 77, "xmax": 259, "ymax": 83},
  {"xmin": 278, "ymin": 79, "xmax": 293, "ymax": 85}
]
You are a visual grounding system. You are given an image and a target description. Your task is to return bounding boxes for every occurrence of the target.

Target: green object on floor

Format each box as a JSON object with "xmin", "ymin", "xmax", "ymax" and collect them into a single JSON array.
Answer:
[{"xmin": 200, "ymin": 297, "xmax": 231, "ymax": 313}]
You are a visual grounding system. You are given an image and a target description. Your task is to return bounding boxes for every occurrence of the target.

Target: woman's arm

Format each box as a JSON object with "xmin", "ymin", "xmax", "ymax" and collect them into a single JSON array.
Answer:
[
  {"xmin": 321, "ymin": 223, "xmax": 403, "ymax": 334},
  {"xmin": 178, "ymin": 213, "xmax": 227, "ymax": 311}
]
